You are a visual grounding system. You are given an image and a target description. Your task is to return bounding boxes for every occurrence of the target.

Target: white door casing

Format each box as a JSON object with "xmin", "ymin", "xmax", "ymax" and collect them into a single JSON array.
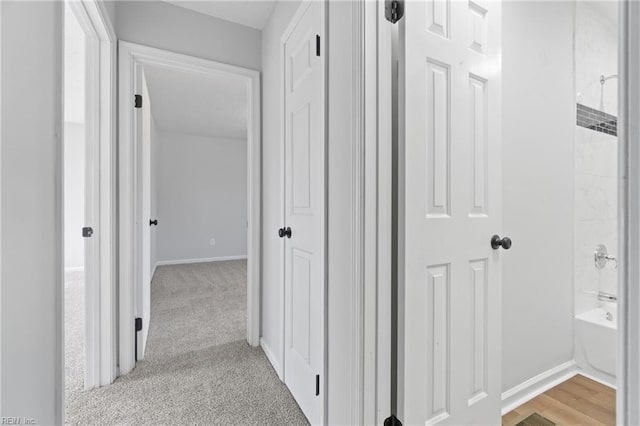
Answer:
[
  {"xmin": 82, "ymin": 10, "xmax": 100, "ymax": 388},
  {"xmin": 283, "ymin": 1, "xmax": 325, "ymax": 424},
  {"xmin": 398, "ymin": 1, "xmax": 502, "ymax": 424},
  {"xmin": 67, "ymin": 0, "xmax": 117, "ymax": 390}
]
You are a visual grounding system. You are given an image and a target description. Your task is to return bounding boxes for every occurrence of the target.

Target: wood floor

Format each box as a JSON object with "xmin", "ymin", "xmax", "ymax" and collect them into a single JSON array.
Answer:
[{"xmin": 502, "ymin": 375, "xmax": 615, "ymax": 426}]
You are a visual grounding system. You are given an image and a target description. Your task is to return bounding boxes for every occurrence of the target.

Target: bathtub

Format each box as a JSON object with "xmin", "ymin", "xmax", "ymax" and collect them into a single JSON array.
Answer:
[{"xmin": 574, "ymin": 304, "xmax": 617, "ymax": 387}]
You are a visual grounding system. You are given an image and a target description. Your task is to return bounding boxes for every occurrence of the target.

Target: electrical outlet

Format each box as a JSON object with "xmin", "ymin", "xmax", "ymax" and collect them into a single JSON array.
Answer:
[{"xmin": 209, "ymin": 238, "xmax": 216, "ymax": 246}]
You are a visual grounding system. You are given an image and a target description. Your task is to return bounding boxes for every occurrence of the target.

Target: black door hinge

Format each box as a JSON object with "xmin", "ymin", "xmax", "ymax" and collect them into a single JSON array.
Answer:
[
  {"xmin": 384, "ymin": 415, "xmax": 402, "ymax": 426},
  {"xmin": 82, "ymin": 227, "xmax": 93, "ymax": 238},
  {"xmin": 385, "ymin": 0, "xmax": 404, "ymax": 24},
  {"xmin": 134, "ymin": 317, "xmax": 143, "ymax": 361},
  {"xmin": 315, "ymin": 374, "xmax": 320, "ymax": 396},
  {"xmin": 135, "ymin": 94, "xmax": 142, "ymax": 108},
  {"xmin": 316, "ymin": 35, "xmax": 321, "ymax": 57}
]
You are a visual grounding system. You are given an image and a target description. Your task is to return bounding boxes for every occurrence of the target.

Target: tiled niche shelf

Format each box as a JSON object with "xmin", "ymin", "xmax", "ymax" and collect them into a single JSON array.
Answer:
[{"xmin": 577, "ymin": 103, "xmax": 617, "ymax": 137}]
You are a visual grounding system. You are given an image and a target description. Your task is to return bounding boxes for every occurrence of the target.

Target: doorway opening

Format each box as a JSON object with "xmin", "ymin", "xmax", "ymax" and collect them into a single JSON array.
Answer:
[
  {"xmin": 63, "ymin": 1, "xmax": 88, "ymax": 404},
  {"xmin": 392, "ymin": 0, "xmax": 620, "ymax": 424},
  {"xmin": 117, "ymin": 41, "xmax": 262, "ymax": 378},
  {"xmin": 101, "ymin": 42, "xmax": 306, "ymax": 424},
  {"xmin": 134, "ymin": 63, "xmax": 252, "ymax": 361}
]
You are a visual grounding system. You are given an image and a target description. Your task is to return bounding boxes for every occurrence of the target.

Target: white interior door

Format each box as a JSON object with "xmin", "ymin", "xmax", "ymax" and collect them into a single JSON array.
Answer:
[
  {"xmin": 136, "ymin": 70, "xmax": 152, "ymax": 360},
  {"xmin": 283, "ymin": 2, "xmax": 325, "ymax": 424},
  {"xmin": 398, "ymin": 1, "xmax": 502, "ymax": 424}
]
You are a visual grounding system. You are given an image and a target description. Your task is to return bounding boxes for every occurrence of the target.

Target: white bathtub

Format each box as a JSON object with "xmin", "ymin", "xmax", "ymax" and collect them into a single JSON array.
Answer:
[{"xmin": 574, "ymin": 304, "xmax": 617, "ymax": 387}]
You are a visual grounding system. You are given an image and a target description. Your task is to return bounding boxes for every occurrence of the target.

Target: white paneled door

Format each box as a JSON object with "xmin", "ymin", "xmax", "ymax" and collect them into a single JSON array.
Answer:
[
  {"xmin": 283, "ymin": 1, "xmax": 325, "ymax": 424},
  {"xmin": 399, "ymin": 0, "xmax": 503, "ymax": 424},
  {"xmin": 137, "ymin": 71, "xmax": 152, "ymax": 360}
]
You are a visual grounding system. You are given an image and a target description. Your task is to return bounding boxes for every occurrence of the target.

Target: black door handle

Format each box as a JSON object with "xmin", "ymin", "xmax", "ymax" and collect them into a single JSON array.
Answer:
[
  {"xmin": 150, "ymin": 219, "xmax": 158, "ymax": 226},
  {"xmin": 491, "ymin": 235, "xmax": 512, "ymax": 250},
  {"xmin": 278, "ymin": 227, "xmax": 292, "ymax": 238}
]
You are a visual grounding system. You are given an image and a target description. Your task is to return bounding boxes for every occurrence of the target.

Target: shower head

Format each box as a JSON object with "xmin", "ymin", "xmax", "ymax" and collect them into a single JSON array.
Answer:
[{"xmin": 600, "ymin": 74, "xmax": 619, "ymax": 85}]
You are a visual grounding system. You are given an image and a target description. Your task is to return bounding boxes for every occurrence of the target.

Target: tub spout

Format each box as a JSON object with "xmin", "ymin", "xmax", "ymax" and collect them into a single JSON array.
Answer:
[{"xmin": 597, "ymin": 291, "xmax": 617, "ymax": 303}]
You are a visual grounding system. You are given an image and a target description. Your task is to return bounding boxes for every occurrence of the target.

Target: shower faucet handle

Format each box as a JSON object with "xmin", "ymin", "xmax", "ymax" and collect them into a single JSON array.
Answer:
[{"xmin": 594, "ymin": 244, "xmax": 617, "ymax": 269}]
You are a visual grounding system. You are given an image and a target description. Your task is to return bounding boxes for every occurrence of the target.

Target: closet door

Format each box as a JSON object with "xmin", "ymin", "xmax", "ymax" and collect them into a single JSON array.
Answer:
[{"xmin": 283, "ymin": 1, "xmax": 325, "ymax": 424}]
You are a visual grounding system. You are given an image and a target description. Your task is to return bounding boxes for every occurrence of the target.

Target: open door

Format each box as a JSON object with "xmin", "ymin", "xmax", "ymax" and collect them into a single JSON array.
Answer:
[
  {"xmin": 136, "ymin": 70, "xmax": 152, "ymax": 360},
  {"xmin": 397, "ymin": 1, "xmax": 502, "ymax": 424}
]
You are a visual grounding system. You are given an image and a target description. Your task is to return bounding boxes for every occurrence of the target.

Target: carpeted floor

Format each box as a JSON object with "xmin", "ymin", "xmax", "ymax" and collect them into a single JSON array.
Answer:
[
  {"xmin": 65, "ymin": 270, "xmax": 85, "ymax": 398},
  {"xmin": 65, "ymin": 260, "xmax": 308, "ymax": 425}
]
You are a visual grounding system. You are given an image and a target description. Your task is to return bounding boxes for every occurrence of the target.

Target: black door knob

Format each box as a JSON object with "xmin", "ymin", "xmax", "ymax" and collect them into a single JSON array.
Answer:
[
  {"xmin": 491, "ymin": 235, "xmax": 512, "ymax": 250},
  {"xmin": 150, "ymin": 219, "xmax": 158, "ymax": 226},
  {"xmin": 278, "ymin": 227, "xmax": 292, "ymax": 238}
]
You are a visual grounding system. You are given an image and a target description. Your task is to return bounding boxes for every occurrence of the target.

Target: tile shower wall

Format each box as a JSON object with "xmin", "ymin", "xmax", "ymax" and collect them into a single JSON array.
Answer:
[{"xmin": 574, "ymin": 1, "xmax": 618, "ymax": 315}]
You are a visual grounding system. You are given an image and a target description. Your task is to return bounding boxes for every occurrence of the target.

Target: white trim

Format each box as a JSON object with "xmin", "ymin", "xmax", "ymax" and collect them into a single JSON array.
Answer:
[
  {"xmin": 368, "ymin": 1, "xmax": 393, "ymax": 423},
  {"xmin": 118, "ymin": 41, "xmax": 261, "ymax": 376},
  {"xmin": 501, "ymin": 361, "xmax": 577, "ymax": 415},
  {"xmin": 152, "ymin": 263, "xmax": 157, "ymax": 282},
  {"xmin": 576, "ymin": 369, "xmax": 616, "ymax": 390},
  {"xmin": 618, "ymin": 2, "xmax": 638, "ymax": 424},
  {"xmin": 64, "ymin": 266, "xmax": 85, "ymax": 274},
  {"xmin": 351, "ymin": 1, "xmax": 366, "ymax": 424},
  {"xmin": 325, "ymin": 1, "xmax": 372, "ymax": 423},
  {"xmin": 155, "ymin": 255, "xmax": 248, "ymax": 266},
  {"xmin": 63, "ymin": 0, "xmax": 117, "ymax": 392},
  {"xmin": 0, "ymin": 1, "xmax": 3, "ymax": 413},
  {"xmin": 260, "ymin": 337, "xmax": 283, "ymax": 380}
]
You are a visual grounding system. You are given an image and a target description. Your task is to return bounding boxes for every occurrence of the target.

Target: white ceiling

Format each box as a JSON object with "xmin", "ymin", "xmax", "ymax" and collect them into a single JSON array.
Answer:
[
  {"xmin": 144, "ymin": 65, "xmax": 247, "ymax": 140},
  {"xmin": 163, "ymin": 1, "xmax": 276, "ymax": 30}
]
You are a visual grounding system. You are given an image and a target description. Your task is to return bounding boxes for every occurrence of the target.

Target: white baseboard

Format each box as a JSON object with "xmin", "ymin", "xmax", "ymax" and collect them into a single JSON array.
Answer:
[
  {"xmin": 576, "ymin": 368, "xmax": 616, "ymax": 389},
  {"xmin": 260, "ymin": 337, "xmax": 283, "ymax": 380},
  {"xmin": 155, "ymin": 255, "xmax": 248, "ymax": 267},
  {"xmin": 152, "ymin": 263, "xmax": 158, "ymax": 281},
  {"xmin": 501, "ymin": 360, "xmax": 578, "ymax": 415}
]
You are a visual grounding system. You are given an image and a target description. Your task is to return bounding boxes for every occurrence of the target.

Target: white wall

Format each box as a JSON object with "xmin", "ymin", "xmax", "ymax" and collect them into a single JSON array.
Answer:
[
  {"xmin": 1, "ymin": 1, "xmax": 63, "ymax": 423},
  {"xmin": 574, "ymin": 1, "xmax": 619, "ymax": 315},
  {"xmin": 64, "ymin": 122, "xmax": 85, "ymax": 270},
  {"xmin": 259, "ymin": 0, "xmax": 301, "ymax": 374},
  {"xmin": 114, "ymin": 1, "xmax": 261, "ymax": 71},
  {"xmin": 502, "ymin": 1, "xmax": 576, "ymax": 392},
  {"xmin": 155, "ymin": 131, "xmax": 247, "ymax": 263}
]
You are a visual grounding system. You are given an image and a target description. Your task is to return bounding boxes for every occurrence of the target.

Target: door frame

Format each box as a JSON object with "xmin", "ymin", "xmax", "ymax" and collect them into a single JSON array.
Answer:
[
  {"xmin": 619, "ymin": 2, "xmax": 639, "ymax": 423},
  {"xmin": 63, "ymin": 0, "xmax": 117, "ymax": 392},
  {"xmin": 379, "ymin": 1, "xmax": 640, "ymax": 424},
  {"xmin": 364, "ymin": 1, "xmax": 393, "ymax": 423},
  {"xmin": 117, "ymin": 41, "xmax": 262, "ymax": 375}
]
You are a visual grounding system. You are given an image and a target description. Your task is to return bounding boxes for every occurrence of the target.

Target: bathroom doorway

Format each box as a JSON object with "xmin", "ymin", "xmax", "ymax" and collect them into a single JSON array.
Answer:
[{"xmin": 393, "ymin": 1, "xmax": 620, "ymax": 424}]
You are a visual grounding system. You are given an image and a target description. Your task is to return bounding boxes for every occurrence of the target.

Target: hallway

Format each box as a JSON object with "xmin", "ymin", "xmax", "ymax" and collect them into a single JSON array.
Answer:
[{"xmin": 66, "ymin": 260, "xmax": 307, "ymax": 425}]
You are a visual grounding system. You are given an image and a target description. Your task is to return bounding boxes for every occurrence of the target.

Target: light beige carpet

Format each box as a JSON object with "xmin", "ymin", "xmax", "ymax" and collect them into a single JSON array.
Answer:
[
  {"xmin": 65, "ymin": 260, "xmax": 308, "ymax": 425},
  {"xmin": 65, "ymin": 270, "xmax": 85, "ymax": 400}
]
